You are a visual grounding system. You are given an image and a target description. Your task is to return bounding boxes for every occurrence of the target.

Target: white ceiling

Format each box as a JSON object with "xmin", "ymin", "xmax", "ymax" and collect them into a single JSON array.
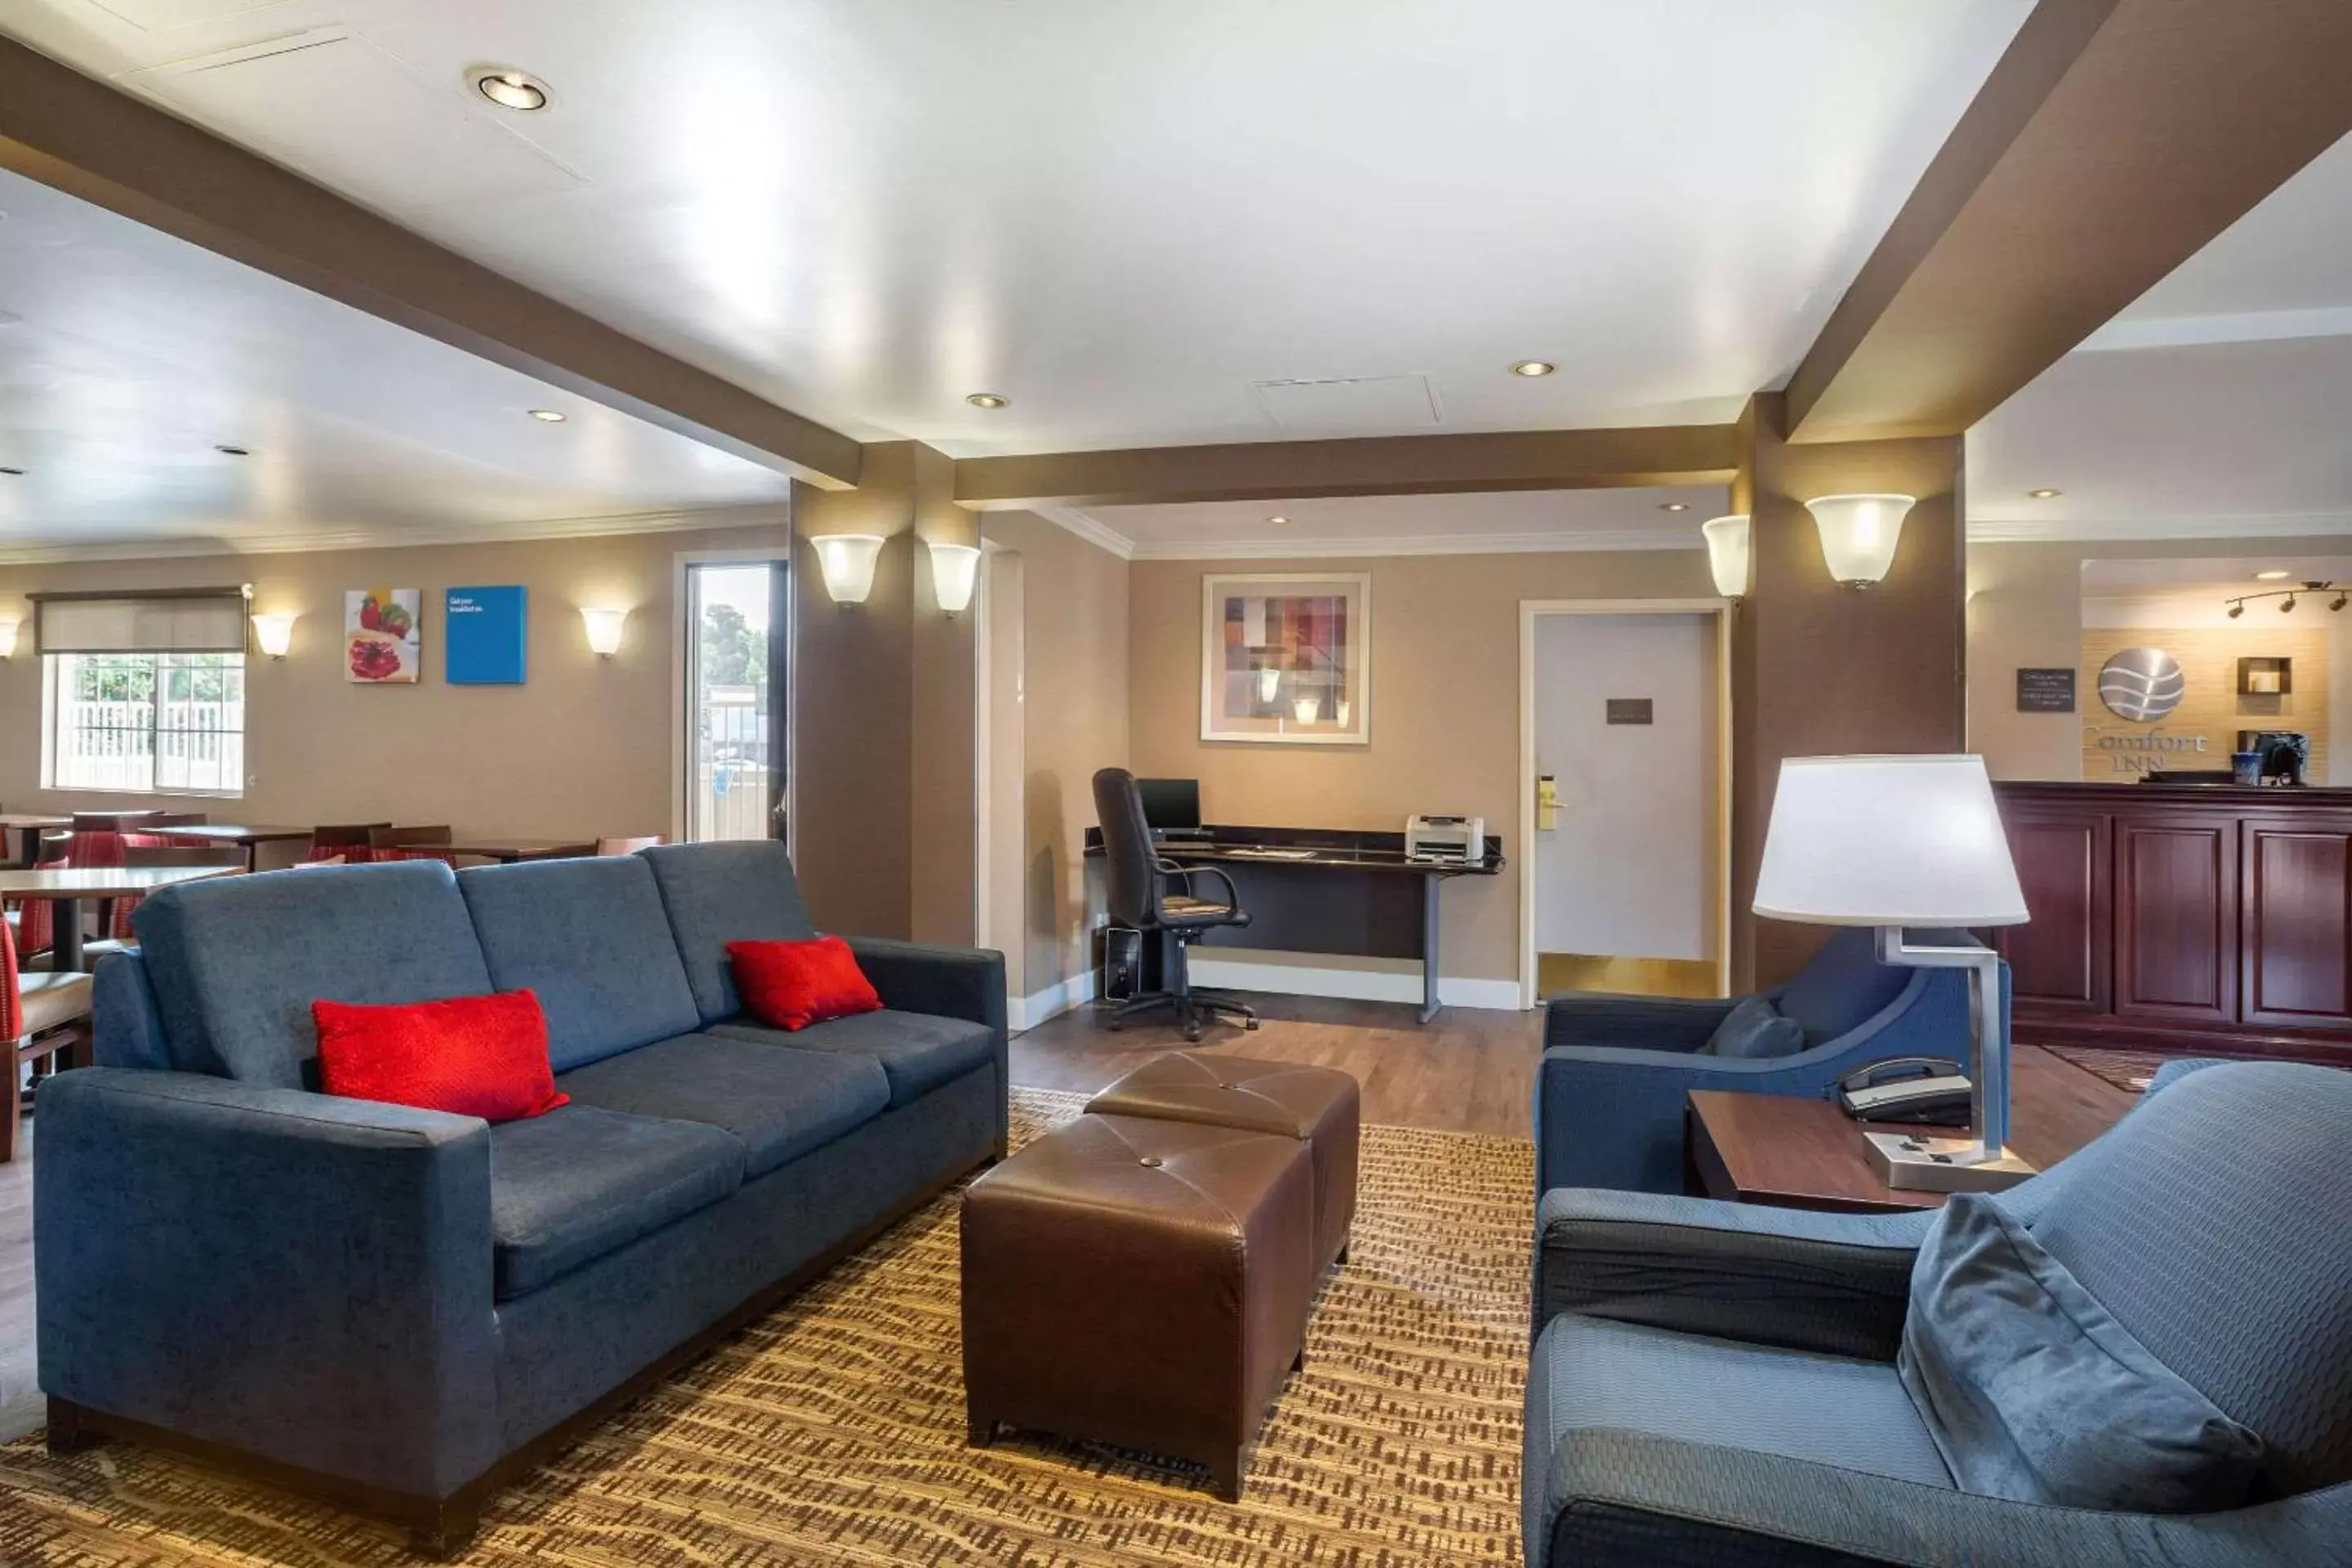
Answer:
[
  {"xmin": 0, "ymin": 0, "xmax": 2036, "ymax": 461},
  {"xmin": 1081, "ymin": 485, "xmax": 1729, "ymax": 559},
  {"xmin": 0, "ymin": 168, "xmax": 791, "ymax": 556}
]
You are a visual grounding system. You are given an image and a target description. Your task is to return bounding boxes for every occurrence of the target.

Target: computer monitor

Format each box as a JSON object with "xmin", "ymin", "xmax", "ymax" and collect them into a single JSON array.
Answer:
[{"xmin": 1135, "ymin": 777, "xmax": 1203, "ymax": 837}]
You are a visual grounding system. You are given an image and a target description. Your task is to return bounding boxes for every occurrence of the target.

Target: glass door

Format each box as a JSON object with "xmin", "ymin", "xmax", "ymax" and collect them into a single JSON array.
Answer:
[{"xmin": 684, "ymin": 560, "xmax": 790, "ymax": 843}]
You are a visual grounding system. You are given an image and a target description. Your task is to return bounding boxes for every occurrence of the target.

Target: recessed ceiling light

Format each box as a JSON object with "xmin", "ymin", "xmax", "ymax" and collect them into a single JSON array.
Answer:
[
  {"xmin": 966, "ymin": 393, "xmax": 1009, "ymax": 409},
  {"xmin": 1266, "ymin": 515, "xmax": 1290, "ymax": 525},
  {"xmin": 471, "ymin": 68, "xmax": 550, "ymax": 112},
  {"xmin": 2026, "ymin": 487, "xmax": 2060, "ymax": 499},
  {"xmin": 1510, "ymin": 359, "xmax": 1557, "ymax": 377},
  {"xmin": 527, "ymin": 408, "xmax": 567, "ymax": 423},
  {"xmin": 1659, "ymin": 501, "xmax": 1688, "ymax": 512},
  {"xmin": 2256, "ymin": 570, "xmax": 2292, "ymax": 580},
  {"xmin": 214, "ymin": 444, "xmax": 250, "ymax": 457}
]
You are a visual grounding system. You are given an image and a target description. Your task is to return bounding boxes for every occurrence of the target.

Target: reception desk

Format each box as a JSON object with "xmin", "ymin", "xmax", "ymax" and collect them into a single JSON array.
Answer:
[
  {"xmin": 1082, "ymin": 824, "xmax": 1505, "ymax": 1023},
  {"xmin": 1993, "ymin": 781, "xmax": 2352, "ymax": 1061}
]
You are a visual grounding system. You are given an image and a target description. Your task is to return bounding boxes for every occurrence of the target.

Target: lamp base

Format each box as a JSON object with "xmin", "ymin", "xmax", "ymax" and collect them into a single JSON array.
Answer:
[{"xmin": 1864, "ymin": 1131, "xmax": 2037, "ymax": 1194}]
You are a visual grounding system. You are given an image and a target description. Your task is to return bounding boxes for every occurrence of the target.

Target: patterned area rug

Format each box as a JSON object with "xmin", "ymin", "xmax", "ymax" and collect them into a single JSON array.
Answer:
[{"xmin": 0, "ymin": 1089, "xmax": 1534, "ymax": 1566}]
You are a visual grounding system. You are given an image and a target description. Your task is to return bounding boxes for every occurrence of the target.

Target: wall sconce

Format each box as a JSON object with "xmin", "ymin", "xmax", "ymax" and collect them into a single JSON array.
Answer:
[
  {"xmin": 581, "ymin": 607, "xmax": 627, "ymax": 658},
  {"xmin": 251, "ymin": 612, "xmax": 295, "ymax": 660},
  {"xmin": 0, "ymin": 616, "xmax": 17, "ymax": 659},
  {"xmin": 1802, "ymin": 493, "xmax": 1916, "ymax": 588},
  {"xmin": 928, "ymin": 541, "xmax": 980, "ymax": 617},
  {"xmin": 1699, "ymin": 513, "xmax": 1752, "ymax": 599},
  {"xmin": 813, "ymin": 533, "xmax": 885, "ymax": 607}
]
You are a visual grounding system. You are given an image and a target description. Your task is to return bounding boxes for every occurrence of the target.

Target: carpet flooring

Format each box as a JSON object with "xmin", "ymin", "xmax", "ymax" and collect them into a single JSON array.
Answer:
[{"xmin": 0, "ymin": 1088, "xmax": 1535, "ymax": 1566}]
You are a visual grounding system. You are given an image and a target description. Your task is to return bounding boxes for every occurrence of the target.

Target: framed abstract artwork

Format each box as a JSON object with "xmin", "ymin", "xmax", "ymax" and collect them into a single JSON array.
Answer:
[{"xmin": 1199, "ymin": 572, "xmax": 1370, "ymax": 745}]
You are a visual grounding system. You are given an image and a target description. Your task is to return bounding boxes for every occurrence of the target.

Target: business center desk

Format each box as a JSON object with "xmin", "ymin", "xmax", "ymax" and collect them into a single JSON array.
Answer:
[{"xmin": 1082, "ymin": 824, "xmax": 1505, "ymax": 1024}]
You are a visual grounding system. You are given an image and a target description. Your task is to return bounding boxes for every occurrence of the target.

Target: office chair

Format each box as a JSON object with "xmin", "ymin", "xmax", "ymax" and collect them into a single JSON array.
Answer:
[{"xmin": 1092, "ymin": 767, "xmax": 1258, "ymax": 1042}]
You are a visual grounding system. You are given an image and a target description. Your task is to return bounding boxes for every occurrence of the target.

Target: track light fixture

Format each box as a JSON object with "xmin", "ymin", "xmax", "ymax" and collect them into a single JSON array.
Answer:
[{"xmin": 2221, "ymin": 580, "xmax": 2348, "ymax": 617}]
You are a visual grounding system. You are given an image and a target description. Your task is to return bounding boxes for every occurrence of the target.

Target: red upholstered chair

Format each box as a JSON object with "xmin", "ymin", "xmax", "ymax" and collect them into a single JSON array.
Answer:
[
  {"xmin": 308, "ymin": 822, "xmax": 392, "ymax": 863},
  {"xmin": 3, "ymin": 841, "xmax": 69, "ymax": 961},
  {"xmin": 3, "ymin": 912, "xmax": 93, "ymax": 1163},
  {"xmin": 369, "ymin": 825, "xmax": 460, "ymax": 866},
  {"xmin": 107, "ymin": 813, "xmax": 207, "ymax": 941}
]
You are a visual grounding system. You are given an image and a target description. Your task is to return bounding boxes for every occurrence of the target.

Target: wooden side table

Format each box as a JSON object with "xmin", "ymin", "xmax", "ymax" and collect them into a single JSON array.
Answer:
[{"xmin": 1686, "ymin": 1045, "xmax": 2136, "ymax": 1214}]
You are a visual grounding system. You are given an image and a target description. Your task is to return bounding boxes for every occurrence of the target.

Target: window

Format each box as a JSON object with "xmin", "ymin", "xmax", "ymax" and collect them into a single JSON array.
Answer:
[
  {"xmin": 46, "ymin": 651, "xmax": 246, "ymax": 795},
  {"xmin": 683, "ymin": 560, "xmax": 787, "ymax": 842}
]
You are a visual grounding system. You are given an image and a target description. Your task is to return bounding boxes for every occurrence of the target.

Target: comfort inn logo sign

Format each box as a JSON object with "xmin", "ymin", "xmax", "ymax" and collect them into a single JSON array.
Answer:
[{"xmin": 2093, "ymin": 647, "xmax": 2206, "ymax": 774}]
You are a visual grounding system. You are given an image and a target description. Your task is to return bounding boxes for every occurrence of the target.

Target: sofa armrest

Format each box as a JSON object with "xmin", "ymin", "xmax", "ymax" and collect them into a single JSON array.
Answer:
[
  {"xmin": 845, "ymin": 936, "xmax": 1007, "ymax": 1037},
  {"xmin": 1535, "ymin": 1188, "xmax": 1927, "ymax": 1357},
  {"xmin": 91, "ymin": 950, "xmax": 172, "ymax": 1070},
  {"xmin": 1542, "ymin": 993, "xmax": 1731, "ymax": 1052},
  {"xmin": 1535, "ymin": 1042, "xmax": 1872, "ymax": 1196},
  {"xmin": 35, "ymin": 1069, "xmax": 498, "ymax": 1499},
  {"xmin": 1532, "ymin": 1428, "xmax": 2350, "ymax": 1568}
]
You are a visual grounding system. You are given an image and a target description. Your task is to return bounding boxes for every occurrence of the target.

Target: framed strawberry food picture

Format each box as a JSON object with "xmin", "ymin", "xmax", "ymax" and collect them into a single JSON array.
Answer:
[{"xmin": 345, "ymin": 588, "xmax": 422, "ymax": 684}]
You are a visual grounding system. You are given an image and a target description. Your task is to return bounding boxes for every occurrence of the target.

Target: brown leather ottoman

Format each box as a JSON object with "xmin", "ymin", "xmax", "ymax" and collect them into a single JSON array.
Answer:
[
  {"xmin": 1086, "ymin": 1054, "xmax": 1360, "ymax": 1272},
  {"xmin": 960, "ymin": 1113, "xmax": 1315, "ymax": 1499}
]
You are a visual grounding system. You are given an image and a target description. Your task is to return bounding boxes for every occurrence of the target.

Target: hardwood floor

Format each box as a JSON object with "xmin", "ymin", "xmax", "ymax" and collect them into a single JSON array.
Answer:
[{"xmin": 1012, "ymin": 994, "xmax": 1545, "ymax": 1138}]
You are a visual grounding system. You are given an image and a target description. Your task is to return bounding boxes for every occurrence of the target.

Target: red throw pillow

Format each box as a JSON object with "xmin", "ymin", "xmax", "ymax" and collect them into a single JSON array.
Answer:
[
  {"xmin": 313, "ymin": 990, "xmax": 568, "ymax": 1122},
  {"xmin": 728, "ymin": 936, "xmax": 883, "ymax": 1031}
]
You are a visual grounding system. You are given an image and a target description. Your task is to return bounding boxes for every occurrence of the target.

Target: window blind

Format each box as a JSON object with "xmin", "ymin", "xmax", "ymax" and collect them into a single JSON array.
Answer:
[{"xmin": 31, "ymin": 589, "xmax": 249, "ymax": 655}]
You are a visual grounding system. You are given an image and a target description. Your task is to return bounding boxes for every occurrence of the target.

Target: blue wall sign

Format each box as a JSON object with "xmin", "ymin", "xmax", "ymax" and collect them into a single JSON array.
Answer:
[{"xmin": 445, "ymin": 586, "xmax": 528, "ymax": 684}]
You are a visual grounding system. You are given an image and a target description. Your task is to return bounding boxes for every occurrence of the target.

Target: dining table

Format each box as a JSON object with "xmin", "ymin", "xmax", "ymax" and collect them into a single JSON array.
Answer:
[
  {"xmin": 440, "ymin": 838, "xmax": 599, "ymax": 863},
  {"xmin": 145, "ymin": 822, "xmax": 316, "ymax": 872},
  {"xmin": 0, "ymin": 863, "xmax": 239, "ymax": 972},
  {"xmin": 0, "ymin": 813, "xmax": 71, "ymax": 870}
]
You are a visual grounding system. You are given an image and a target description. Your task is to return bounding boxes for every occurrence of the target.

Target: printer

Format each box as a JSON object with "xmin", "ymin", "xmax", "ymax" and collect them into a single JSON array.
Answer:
[{"xmin": 1405, "ymin": 813, "xmax": 1485, "ymax": 865}]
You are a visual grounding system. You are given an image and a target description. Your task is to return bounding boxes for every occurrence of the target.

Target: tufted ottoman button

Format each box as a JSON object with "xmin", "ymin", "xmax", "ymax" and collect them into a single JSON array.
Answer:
[{"xmin": 1139, "ymin": 1156, "xmax": 1162, "ymax": 1168}]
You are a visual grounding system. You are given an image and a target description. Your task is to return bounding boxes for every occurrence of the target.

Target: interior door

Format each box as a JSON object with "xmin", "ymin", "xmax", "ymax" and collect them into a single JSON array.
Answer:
[{"xmin": 684, "ymin": 560, "xmax": 791, "ymax": 844}]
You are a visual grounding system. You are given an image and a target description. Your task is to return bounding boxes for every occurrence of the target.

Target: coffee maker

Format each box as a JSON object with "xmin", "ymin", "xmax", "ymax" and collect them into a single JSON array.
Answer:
[{"xmin": 2238, "ymin": 730, "xmax": 2310, "ymax": 786}]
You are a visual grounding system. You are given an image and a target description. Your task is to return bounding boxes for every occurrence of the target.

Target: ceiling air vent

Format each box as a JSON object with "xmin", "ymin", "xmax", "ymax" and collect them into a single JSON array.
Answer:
[{"xmin": 1251, "ymin": 374, "xmax": 1443, "ymax": 433}]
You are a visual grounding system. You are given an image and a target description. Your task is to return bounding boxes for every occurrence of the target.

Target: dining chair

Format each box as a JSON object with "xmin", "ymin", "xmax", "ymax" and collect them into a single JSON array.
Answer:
[
  {"xmin": 308, "ymin": 822, "xmax": 394, "ymax": 862},
  {"xmin": 107, "ymin": 816, "xmax": 218, "ymax": 939},
  {"xmin": 595, "ymin": 835, "xmax": 666, "ymax": 855},
  {"xmin": 370, "ymin": 825, "xmax": 460, "ymax": 864},
  {"xmin": 4, "ymin": 840, "xmax": 69, "ymax": 965},
  {"xmin": 2, "ymin": 911, "xmax": 92, "ymax": 1162}
]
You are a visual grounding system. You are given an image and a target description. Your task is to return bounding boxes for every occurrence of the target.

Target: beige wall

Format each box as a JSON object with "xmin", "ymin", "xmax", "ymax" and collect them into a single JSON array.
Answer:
[
  {"xmin": 0, "ymin": 519, "xmax": 792, "ymax": 858},
  {"xmin": 1128, "ymin": 549, "xmax": 1713, "ymax": 984},
  {"xmin": 1966, "ymin": 535, "xmax": 2352, "ymax": 781},
  {"xmin": 2080, "ymin": 623, "xmax": 2331, "ymax": 780},
  {"xmin": 980, "ymin": 512, "xmax": 1130, "ymax": 1003}
]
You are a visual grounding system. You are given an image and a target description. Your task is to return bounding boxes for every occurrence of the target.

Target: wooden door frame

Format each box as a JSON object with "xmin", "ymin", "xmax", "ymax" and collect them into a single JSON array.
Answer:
[{"xmin": 1517, "ymin": 597, "xmax": 1734, "ymax": 1009}]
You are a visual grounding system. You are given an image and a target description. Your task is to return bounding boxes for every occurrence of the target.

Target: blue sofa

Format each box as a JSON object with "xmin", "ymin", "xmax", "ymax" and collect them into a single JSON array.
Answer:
[
  {"xmin": 1536, "ymin": 928, "xmax": 1990, "ymax": 1195},
  {"xmin": 1524, "ymin": 1059, "xmax": 2352, "ymax": 1566},
  {"xmin": 35, "ymin": 841, "xmax": 1006, "ymax": 1553}
]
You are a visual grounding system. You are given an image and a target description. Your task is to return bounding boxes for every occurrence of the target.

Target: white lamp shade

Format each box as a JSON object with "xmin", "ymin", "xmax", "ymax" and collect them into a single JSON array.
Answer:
[
  {"xmin": 1754, "ymin": 755, "xmax": 2027, "ymax": 926},
  {"xmin": 0, "ymin": 616, "xmax": 19, "ymax": 657},
  {"xmin": 928, "ymin": 541, "xmax": 981, "ymax": 615},
  {"xmin": 1802, "ymin": 493, "xmax": 1915, "ymax": 586},
  {"xmin": 250, "ymin": 612, "xmax": 295, "ymax": 658},
  {"xmin": 581, "ymin": 607, "xmax": 627, "ymax": 656},
  {"xmin": 813, "ymin": 533, "xmax": 885, "ymax": 604},
  {"xmin": 1700, "ymin": 513, "xmax": 1751, "ymax": 599}
]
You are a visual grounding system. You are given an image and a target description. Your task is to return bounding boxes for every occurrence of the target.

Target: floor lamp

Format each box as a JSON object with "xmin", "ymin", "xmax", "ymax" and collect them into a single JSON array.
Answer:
[{"xmin": 1753, "ymin": 755, "xmax": 2034, "ymax": 1193}]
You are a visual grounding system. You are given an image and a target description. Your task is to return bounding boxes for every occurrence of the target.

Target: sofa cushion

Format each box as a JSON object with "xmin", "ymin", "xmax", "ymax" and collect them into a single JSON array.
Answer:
[
  {"xmin": 641, "ymin": 840, "xmax": 819, "ymax": 1022},
  {"xmin": 458, "ymin": 857, "xmax": 702, "ymax": 1071},
  {"xmin": 488, "ymin": 1104, "xmax": 744, "ymax": 1299},
  {"xmin": 1701, "ymin": 996, "xmax": 1806, "ymax": 1059},
  {"xmin": 555, "ymin": 1032, "xmax": 889, "ymax": 1178},
  {"xmin": 131, "ymin": 859, "xmax": 493, "ymax": 1088},
  {"xmin": 710, "ymin": 1009, "xmax": 996, "ymax": 1107},
  {"xmin": 1900, "ymin": 1193, "xmax": 2264, "ymax": 1512}
]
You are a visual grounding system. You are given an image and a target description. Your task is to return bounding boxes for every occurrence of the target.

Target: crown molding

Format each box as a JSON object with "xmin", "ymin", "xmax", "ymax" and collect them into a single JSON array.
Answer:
[
  {"xmin": 0, "ymin": 504, "xmax": 793, "ymax": 567},
  {"xmin": 1966, "ymin": 512, "xmax": 2352, "ymax": 544},
  {"xmin": 1025, "ymin": 505, "xmax": 1135, "ymax": 560},
  {"xmin": 1127, "ymin": 528, "xmax": 1704, "ymax": 562}
]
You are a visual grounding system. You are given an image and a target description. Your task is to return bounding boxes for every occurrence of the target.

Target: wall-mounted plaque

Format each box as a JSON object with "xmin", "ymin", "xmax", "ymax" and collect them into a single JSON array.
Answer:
[
  {"xmin": 2097, "ymin": 647, "xmax": 2185, "ymax": 722},
  {"xmin": 2016, "ymin": 667, "xmax": 2076, "ymax": 714},
  {"xmin": 1606, "ymin": 697, "xmax": 1654, "ymax": 725}
]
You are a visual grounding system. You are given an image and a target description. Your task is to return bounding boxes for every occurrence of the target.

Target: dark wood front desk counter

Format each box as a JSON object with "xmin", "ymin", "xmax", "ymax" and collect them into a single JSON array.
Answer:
[
  {"xmin": 1995, "ymin": 781, "xmax": 2352, "ymax": 1062},
  {"xmin": 1083, "ymin": 826, "xmax": 1504, "ymax": 1023}
]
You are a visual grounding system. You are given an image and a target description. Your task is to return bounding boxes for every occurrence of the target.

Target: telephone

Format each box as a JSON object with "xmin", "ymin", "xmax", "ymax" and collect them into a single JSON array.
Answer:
[{"xmin": 1835, "ymin": 1057, "xmax": 1973, "ymax": 1127}]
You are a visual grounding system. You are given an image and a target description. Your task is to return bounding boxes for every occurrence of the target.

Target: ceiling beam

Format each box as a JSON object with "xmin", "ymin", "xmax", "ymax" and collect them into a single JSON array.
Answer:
[
  {"xmin": 1784, "ymin": 0, "xmax": 2352, "ymax": 445},
  {"xmin": 0, "ymin": 36, "xmax": 863, "ymax": 488},
  {"xmin": 953, "ymin": 425, "xmax": 1739, "ymax": 509}
]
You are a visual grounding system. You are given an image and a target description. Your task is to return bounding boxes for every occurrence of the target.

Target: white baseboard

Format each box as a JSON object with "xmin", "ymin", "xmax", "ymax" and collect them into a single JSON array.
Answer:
[
  {"xmin": 1188, "ymin": 953, "xmax": 1525, "ymax": 1012},
  {"xmin": 1010, "ymin": 969, "xmax": 1096, "ymax": 1033}
]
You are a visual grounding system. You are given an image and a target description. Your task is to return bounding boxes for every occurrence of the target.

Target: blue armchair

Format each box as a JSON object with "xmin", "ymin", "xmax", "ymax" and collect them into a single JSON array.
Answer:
[
  {"xmin": 1522, "ymin": 1059, "xmax": 2352, "ymax": 1567},
  {"xmin": 1536, "ymin": 927, "xmax": 1993, "ymax": 1195}
]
